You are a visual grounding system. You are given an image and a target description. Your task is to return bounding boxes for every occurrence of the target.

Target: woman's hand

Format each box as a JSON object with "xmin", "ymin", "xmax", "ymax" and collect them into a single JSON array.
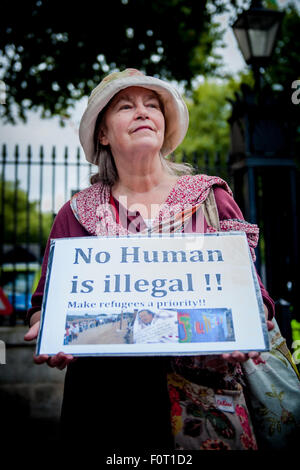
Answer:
[
  {"xmin": 222, "ymin": 304, "xmax": 274, "ymax": 364},
  {"xmin": 221, "ymin": 350, "xmax": 260, "ymax": 363},
  {"xmin": 24, "ymin": 310, "xmax": 76, "ymax": 370}
]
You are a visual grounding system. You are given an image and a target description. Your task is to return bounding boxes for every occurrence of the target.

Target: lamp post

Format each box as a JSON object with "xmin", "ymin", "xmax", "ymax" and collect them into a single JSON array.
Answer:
[
  {"xmin": 229, "ymin": 1, "xmax": 299, "ymax": 337},
  {"xmin": 232, "ymin": 0, "xmax": 284, "ymax": 93}
]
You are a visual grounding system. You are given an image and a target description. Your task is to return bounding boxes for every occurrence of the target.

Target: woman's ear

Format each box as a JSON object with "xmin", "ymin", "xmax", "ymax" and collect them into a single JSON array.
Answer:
[{"xmin": 98, "ymin": 127, "xmax": 109, "ymax": 146}]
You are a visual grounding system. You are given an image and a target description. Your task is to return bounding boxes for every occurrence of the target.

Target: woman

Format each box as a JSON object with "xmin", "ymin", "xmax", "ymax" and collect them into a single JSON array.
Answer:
[{"xmin": 25, "ymin": 68, "xmax": 274, "ymax": 449}]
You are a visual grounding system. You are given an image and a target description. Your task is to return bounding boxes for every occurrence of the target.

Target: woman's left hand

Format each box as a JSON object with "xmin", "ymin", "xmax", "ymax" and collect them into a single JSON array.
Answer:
[
  {"xmin": 221, "ymin": 350, "xmax": 260, "ymax": 363},
  {"xmin": 222, "ymin": 313, "xmax": 274, "ymax": 364}
]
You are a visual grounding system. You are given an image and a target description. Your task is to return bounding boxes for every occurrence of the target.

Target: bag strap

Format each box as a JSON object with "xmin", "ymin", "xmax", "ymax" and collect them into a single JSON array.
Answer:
[{"xmin": 202, "ymin": 188, "xmax": 220, "ymax": 231}]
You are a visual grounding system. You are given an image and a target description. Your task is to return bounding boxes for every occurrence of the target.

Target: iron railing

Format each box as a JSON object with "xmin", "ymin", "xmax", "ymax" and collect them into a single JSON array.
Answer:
[
  {"xmin": 0, "ymin": 143, "xmax": 231, "ymax": 325},
  {"xmin": 0, "ymin": 144, "xmax": 92, "ymax": 324}
]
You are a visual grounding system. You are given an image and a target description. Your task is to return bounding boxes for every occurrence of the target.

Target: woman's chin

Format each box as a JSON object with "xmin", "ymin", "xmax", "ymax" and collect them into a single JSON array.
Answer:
[{"xmin": 128, "ymin": 141, "xmax": 163, "ymax": 155}]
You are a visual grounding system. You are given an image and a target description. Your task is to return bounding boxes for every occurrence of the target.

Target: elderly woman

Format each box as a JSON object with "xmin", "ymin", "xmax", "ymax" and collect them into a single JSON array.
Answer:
[{"xmin": 25, "ymin": 69, "xmax": 274, "ymax": 450}]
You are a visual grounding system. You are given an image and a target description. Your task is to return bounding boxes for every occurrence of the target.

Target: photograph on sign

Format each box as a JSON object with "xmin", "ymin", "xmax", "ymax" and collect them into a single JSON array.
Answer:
[
  {"xmin": 36, "ymin": 232, "xmax": 269, "ymax": 356},
  {"xmin": 63, "ymin": 307, "xmax": 235, "ymax": 346}
]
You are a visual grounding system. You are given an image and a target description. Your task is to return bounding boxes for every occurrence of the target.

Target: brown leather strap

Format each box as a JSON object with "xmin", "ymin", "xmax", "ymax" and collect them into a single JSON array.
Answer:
[{"xmin": 202, "ymin": 188, "xmax": 220, "ymax": 231}]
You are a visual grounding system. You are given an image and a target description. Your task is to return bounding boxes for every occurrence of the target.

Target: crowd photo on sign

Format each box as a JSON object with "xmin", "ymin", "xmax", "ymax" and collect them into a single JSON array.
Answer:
[{"xmin": 63, "ymin": 307, "xmax": 235, "ymax": 346}]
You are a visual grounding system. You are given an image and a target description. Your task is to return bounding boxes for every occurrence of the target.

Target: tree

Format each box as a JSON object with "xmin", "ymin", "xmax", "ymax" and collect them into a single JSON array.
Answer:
[
  {"xmin": 264, "ymin": 2, "xmax": 300, "ymax": 91},
  {"xmin": 0, "ymin": 180, "xmax": 53, "ymax": 246},
  {"xmin": 248, "ymin": 2, "xmax": 300, "ymax": 160},
  {"xmin": 173, "ymin": 72, "xmax": 254, "ymax": 163},
  {"xmin": 0, "ymin": 0, "xmax": 242, "ymax": 124},
  {"xmin": 175, "ymin": 80, "xmax": 236, "ymax": 158}
]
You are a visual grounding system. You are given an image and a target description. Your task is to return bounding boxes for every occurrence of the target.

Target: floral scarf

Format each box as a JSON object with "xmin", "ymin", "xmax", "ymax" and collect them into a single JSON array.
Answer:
[{"xmin": 70, "ymin": 174, "xmax": 259, "ymax": 258}]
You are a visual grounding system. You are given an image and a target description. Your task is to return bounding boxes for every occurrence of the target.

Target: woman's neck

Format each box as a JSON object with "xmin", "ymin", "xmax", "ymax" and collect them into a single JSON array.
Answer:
[
  {"xmin": 112, "ymin": 152, "xmax": 173, "ymax": 195},
  {"xmin": 113, "ymin": 172, "xmax": 172, "ymax": 196},
  {"xmin": 111, "ymin": 156, "xmax": 179, "ymax": 220}
]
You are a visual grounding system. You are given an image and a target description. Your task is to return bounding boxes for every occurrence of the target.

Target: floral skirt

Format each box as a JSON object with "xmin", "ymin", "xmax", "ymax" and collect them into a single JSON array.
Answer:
[{"xmin": 167, "ymin": 356, "xmax": 258, "ymax": 450}]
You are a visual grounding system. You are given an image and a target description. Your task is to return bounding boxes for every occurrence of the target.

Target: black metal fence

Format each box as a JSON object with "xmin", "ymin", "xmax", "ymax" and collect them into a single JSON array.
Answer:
[
  {"xmin": 0, "ymin": 144, "xmax": 92, "ymax": 324},
  {"xmin": 0, "ymin": 143, "xmax": 231, "ymax": 325}
]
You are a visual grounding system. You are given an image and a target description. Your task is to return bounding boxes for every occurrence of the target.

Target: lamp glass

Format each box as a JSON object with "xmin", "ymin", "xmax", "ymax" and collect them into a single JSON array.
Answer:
[
  {"xmin": 249, "ymin": 22, "xmax": 279, "ymax": 57},
  {"xmin": 233, "ymin": 28, "xmax": 251, "ymax": 61},
  {"xmin": 232, "ymin": 8, "xmax": 282, "ymax": 64}
]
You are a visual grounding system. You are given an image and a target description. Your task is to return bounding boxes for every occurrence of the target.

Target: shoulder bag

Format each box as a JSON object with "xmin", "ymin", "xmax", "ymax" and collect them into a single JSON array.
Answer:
[{"xmin": 205, "ymin": 188, "xmax": 300, "ymax": 449}]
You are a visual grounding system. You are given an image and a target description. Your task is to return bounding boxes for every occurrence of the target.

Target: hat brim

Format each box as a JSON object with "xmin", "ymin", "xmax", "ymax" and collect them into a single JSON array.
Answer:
[{"xmin": 79, "ymin": 75, "xmax": 189, "ymax": 164}]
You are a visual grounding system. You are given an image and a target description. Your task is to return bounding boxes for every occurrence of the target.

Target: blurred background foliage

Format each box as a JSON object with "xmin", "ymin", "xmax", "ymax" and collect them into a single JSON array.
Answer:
[
  {"xmin": 0, "ymin": 0, "xmax": 255, "ymax": 123},
  {"xmin": 0, "ymin": 0, "xmax": 299, "ymax": 157},
  {"xmin": 0, "ymin": 181, "xmax": 53, "ymax": 244},
  {"xmin": 174, "ymin": 72, "xmax": 254, "ymax": 160},
  {"xmin": 264, "ymin": 1, "xmax": 300, "ymax": 92}
]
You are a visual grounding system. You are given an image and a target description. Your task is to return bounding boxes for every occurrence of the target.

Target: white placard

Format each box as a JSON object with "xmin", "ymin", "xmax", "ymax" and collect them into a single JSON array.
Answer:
[{"xmin": 36, "ymin": 232, "xmax": 269, "ymax": 356}]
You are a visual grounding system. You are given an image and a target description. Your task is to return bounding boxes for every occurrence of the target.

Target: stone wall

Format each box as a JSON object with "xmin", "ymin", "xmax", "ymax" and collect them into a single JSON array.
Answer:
[{"xmin": 0, "ymin": 326, "xmax": 66, "ymax": 441}]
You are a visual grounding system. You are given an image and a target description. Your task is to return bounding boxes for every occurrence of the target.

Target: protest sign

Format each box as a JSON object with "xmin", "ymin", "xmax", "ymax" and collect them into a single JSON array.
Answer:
[{"xmin": 36, "ymin": 232, "xmax": 269, "ymax": 356}]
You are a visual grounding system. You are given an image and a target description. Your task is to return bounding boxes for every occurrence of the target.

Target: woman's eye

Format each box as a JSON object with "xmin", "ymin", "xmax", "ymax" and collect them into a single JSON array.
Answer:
[
  {"xmin": 147, "ymin": 102, "xmax": 160, "ymax": 109},
  {"xmin": 119, "ymin": 104, "xmax": 132, "ymax": 110}
]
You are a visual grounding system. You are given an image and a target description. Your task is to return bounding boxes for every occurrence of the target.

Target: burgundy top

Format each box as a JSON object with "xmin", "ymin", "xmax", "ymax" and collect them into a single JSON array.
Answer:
[{"xmin": 27, "ymin": 186, "xmax": 274, "ymax": 321}]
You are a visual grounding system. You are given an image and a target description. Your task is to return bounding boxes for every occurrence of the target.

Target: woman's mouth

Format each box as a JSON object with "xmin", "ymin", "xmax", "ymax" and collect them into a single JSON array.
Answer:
[{"xmin": 132, "ymin": 126, "xmax": 154, "ymax": 133}]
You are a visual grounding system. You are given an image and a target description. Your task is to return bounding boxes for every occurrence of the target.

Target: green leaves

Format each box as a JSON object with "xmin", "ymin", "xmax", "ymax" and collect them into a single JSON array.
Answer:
[
  {"xmin": 0, "ymin": 180, "xmax": 52, "ymax": 245},
  {"xmin": 0, "ymin": 0, "xmax": 239, "ymax": 124},
  {"xmin": 174, "ymin": 76, "xmax": 245, "ymax": 160},
  {"xmin": 265, "ymin": 4, "xmax": 300, "ymax": 90}
]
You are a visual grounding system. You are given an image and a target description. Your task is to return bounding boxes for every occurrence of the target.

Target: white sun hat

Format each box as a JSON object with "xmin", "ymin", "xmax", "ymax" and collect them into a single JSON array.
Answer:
[{"xmin": 79, "ymin": 68, "xmax": 189, "ymax": 164}]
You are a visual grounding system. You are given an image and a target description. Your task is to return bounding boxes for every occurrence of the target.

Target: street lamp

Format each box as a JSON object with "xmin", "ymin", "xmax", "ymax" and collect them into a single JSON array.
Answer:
[
  {"xmin": 232, "ymin": 0, "xmax": 284, "ymax": 91},
  {"xmin": 229, "ymin": 0, "xmax": 299, "ymax": 334}
]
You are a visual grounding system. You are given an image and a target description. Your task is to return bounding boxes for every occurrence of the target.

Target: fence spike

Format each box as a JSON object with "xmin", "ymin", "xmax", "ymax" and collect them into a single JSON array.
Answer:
[
  {"xmin": 215, "ymin": 151, "xmax": 221, "ymax": 166},
  {"xmin": 39, "ymin": 145, "xmax": 44, "ymax": 161},
  {"xmin": 14, "ymin": 144, "xmax": 19, "ymax": 161},
  {"xmin": 64, "ymin": 147, "xmax": 68, "ymax": 202},
  {"xmin": 226, "ymin": 151, "xmax": 231, "ymax": 167},
  {"xmin": 51, "ymin": 147, "xmax": 56, "ymax": 215},
  {"xmin": 204, "ymin": 150, "xmax": 209, "ymax": 171},
  {"xmin": 2, "ymin": 143, "xmax": 7, "ymax": 160},
  {"xmin": 27, "ymin": 144, "xmax": 32, "ymax": 161},
  {"xmin": 76, "ymin": 147, "xmax": 81, "ymax": 189},
  {"xmin": 51, "ymin": 145, "xmax": 56, "ymax": 160},
  {"xmin": 192, "ymin": 152, "xmax": 198, "ymax": 171}
]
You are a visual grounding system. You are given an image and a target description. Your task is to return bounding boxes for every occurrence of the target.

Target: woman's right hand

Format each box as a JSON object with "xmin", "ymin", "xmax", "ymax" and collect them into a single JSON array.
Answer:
[{"xmin": 24, "ymin": 310, "xmax": 76, "ymax": 370}]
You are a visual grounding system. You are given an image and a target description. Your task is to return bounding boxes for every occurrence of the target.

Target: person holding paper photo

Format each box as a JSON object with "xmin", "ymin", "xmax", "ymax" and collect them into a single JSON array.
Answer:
[
  {"xmin": 133, "ymin": 309, "xmax": 179, "ymax": 343},
  {"xmin": 25, "ymin": 69, "xmax": 275, "ymax": 450}
]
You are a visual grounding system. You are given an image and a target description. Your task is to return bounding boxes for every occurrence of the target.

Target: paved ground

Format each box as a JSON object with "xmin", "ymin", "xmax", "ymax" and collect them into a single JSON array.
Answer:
[{"xmin": 71, "ymin": 320, "xmax": 130, "ymax": 345}]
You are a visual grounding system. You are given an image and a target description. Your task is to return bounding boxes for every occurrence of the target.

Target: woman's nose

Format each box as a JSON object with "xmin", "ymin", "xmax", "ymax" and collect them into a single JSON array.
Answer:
[{"xmin": 135, "ymin": 102, "xmax": 148, "ymax": 119}]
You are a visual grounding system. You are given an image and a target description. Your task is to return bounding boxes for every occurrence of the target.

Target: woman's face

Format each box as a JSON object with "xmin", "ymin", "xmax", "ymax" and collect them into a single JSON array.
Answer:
[{"xmin": 99, "ymin": 86, "xmax": 165, "ymax": 157}]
